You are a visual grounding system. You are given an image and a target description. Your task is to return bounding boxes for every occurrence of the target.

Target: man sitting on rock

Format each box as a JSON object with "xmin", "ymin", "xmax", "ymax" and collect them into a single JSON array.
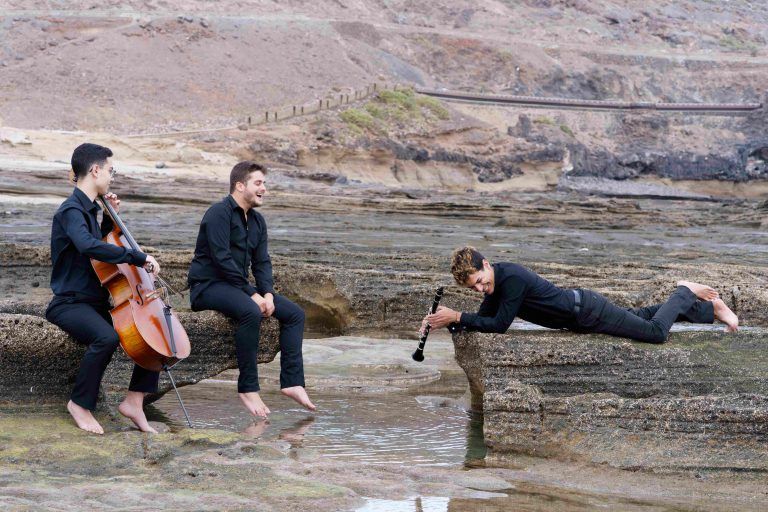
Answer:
[
  {"xmin": 46, "ymin": 143, "xmax": 162, "ymax": 435},
  {"xmin": 188, "ymin": 161, "xmax": 315, "ymax": 418},
  {"xmin": 422, "ymin": 246, "xmax": 739, "ymax": 342}
]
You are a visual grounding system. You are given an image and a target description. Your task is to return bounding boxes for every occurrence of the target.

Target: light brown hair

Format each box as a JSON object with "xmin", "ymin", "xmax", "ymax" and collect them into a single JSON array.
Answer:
[{"xmin": 450, "ymin": 246, "xmax": 486, "ymax": 285}]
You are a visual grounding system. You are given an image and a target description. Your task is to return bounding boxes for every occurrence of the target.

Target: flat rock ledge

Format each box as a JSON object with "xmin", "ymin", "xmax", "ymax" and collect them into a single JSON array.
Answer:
[
  {"xmin": 453, "ymin": 328, "xmax": 768, "ymax": 472},
  {"xmin": 0, "ymin": 306, "xmax": 279, "ymax": 404}
]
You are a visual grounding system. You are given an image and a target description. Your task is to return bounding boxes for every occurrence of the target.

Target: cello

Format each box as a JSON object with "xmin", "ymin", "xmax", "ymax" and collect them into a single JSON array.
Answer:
[{"xmin": 90, "ymin": 195, "xmax": 193, "ymax": 426}]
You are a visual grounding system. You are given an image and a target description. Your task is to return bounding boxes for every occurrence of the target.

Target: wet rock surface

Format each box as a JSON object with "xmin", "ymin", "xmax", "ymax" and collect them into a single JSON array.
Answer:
[{"xmin": 454, "ymin": 328, "xmax": 768, "ymax": 472}]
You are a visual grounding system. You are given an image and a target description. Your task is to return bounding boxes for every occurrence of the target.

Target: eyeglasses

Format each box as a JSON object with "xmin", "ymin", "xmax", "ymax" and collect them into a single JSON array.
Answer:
[{"xmin": 90, "ymin": 165, "xmax": 118, "ymax": 177}]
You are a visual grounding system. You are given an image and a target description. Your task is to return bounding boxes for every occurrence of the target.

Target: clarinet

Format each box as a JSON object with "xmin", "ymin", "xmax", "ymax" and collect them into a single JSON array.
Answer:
[{"xmin": 412, "ymin": 286, "xmax": 444, "ymax": 362}]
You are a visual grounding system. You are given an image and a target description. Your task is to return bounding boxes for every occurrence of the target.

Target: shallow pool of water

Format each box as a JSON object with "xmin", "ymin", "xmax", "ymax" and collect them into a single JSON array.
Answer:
[
  {"xmin": 356, "ymin": 491, "xmax": 700, "ymax": 512},
  {"xmin": 150, "ymin": 382, "xmax": 486, "ymax": 467}
]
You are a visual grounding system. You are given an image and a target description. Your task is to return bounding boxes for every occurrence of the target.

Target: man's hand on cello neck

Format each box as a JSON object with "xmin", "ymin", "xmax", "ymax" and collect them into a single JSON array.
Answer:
[{"xmin": 104, "ymin": 192, "xmax": 120, "ymax": 213}]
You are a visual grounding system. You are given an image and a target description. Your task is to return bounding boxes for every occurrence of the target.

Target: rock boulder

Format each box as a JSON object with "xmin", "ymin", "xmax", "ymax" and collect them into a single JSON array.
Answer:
[{"xmin": 453, "ymin": 327, "xmax": 768, "ymax": 471}]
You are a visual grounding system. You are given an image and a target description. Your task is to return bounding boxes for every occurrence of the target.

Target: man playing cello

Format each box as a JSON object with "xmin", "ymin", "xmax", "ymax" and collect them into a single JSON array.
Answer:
[{"xmin": 46, "ymin": 143, "xmax": 162, "ymax": 434}]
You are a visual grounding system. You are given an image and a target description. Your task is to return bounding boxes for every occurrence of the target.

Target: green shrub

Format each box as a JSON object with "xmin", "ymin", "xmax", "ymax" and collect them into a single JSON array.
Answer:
[
  {"xmin": 533, "ymin": 116, "xmax": 555, "ymax": 125},
  {"xmin": 416, "ymin": 96, "xmax": 450, "ymax": 120},
  {"xmin": 364, "ymin": 103, "xmax": 385, "ymax": 119},
  {"xmin": 340, "ymin": 108, "xmax": 376, "ymax": 131},
  {"xmin": 719, "ymin": 35, "xmax": 758, "ymax": 53},
  {"xmin": 378, "ymin": 89, "xmax": 418, "ymax": 110}
]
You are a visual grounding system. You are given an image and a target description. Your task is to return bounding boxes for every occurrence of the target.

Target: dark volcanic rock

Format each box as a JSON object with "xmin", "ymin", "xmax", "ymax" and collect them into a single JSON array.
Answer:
[
  {"xmin": 453, "ymin": 328, "xmax": 768, "ymax": 471},
  {"xmin": 0, "ymin": 310, "xmax": 279, "ymax": 404},
  {"xmin": 567, "ymin": 141, "xmax": 768, "ymax": 182}
]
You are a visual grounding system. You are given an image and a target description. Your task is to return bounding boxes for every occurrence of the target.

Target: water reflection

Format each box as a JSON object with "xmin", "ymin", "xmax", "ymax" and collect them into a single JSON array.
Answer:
[
  {"xmin": 242, "ymin": 416, "xmax": 316, "ymax": 448},
  {"xmin": 358, "ymin": 490, "xmax": 699, "ymax": 512},
  {"xmin": 357, "ymin": 497, "xmax": 449, "ymax": 512},
  {"xmin": 150, "ymin": 383, "xmax": 482, "ymax": 467}
]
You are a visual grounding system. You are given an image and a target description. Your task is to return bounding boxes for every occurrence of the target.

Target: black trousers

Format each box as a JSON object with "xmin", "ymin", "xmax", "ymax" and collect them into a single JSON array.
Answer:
[
  {"xmin": 191, "ymin": 282, "xmax": 305, "ymax": 393},
  {"xmin": 45, "ymin": 299, "xmax": 160, "ymax": 410},
  {"xmin": 575, "ymin": 286, "xmax": 715, "ymax": 343}
]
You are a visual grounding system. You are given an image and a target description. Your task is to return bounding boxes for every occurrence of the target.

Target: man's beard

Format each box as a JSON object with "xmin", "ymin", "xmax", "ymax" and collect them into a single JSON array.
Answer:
[{"xmin": 245, "ymin": 192, "xmax": 260, "ymax": 208}]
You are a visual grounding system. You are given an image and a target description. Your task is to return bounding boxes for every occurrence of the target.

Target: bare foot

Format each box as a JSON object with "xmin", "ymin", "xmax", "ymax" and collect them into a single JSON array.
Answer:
[
  {"xmin": 677, "ymin": 281, "xmax": 719, "ymax": 301},
  {"xmin": 239, "ymin": 392, "xmax": 271, "ymax": 418},
  {"xmin": 279, "ymin": 417, "xmax": 315, "ymax": 447},
  {"xmin": 118, "ymin": 392, "xmax": 157, "ymax": 433},
  {"xmin": 243, "ymin": 419, "xmax": 271, "ymax": 438},
  {"xmin": 713, "ymin": 298, "xmax": 739, "ymax": 332},
  {"xmin": 281, "ymin": 386, "xmax": 317, "ymax": 411},
  {"xmin": 66, "ymin": 400, "xmax": 104, "ymax": 435}
]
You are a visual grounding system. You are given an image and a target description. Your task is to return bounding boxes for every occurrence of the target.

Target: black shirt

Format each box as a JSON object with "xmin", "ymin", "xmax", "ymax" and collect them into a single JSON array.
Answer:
[
  {"xmin": 459, "ymin": 263, "xmax": 576, "ymax": 333},
  {"xmin": 188, "ymin": 195, "xmax": 274, "ymax": 302},
  {"xmin": 49, "ymin": 188, "xmax": 147, "ymax": 303}
]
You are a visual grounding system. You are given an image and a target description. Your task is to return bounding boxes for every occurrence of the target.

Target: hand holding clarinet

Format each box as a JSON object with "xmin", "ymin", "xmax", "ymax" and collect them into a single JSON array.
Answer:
[{"xmin": 413, "ymin": 287, "xmax": 462, "ymax": 362}]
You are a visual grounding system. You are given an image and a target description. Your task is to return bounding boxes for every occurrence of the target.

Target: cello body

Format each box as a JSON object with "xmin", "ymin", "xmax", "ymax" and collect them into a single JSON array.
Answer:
[{"xmin": 91, "ymin": 200, "xmax": 190, "ymax": 372}]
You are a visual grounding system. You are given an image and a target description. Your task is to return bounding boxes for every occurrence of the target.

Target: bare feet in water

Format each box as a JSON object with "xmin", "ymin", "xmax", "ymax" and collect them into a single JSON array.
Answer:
[
  {"xmin": 281, "ymin": 386, "xmax": 317, "ymax": 411},
  {"xmin": 678, "ymin": 281, "xmax": 719, "ymax": 301},
  {"xmin": 239, "ymin": 392, "xmax": 271, "ymax": 418},
  {"xmin": 713, "ymin": 298, "xmax": 739, "ymax": 332},
  {"xmin": 67, "ymin": 400, "xmax": 104, "ymax": 435},
  {"xmin": 118, "ymin": 391, "xmax": 158, "ymax": 433},
  {"xmin": 279, "ymin": 417, "xmax": 315, "ymax": 447},
  {"xmin": 243, "ymin": 418, "xmax": 271, "ymax": 438}
]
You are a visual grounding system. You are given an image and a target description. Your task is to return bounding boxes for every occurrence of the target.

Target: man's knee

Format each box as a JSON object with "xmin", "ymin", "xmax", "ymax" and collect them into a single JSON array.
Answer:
[
  {"xmin": 92, "ymin": 330, "xmax": 121, "ymax": 351},
  {"xmin": 240, "ymin": 303, "xmax": 264, "ymax": 325},
  {"xmin": 642, "ymin": 329, "xmax": 668, "ymax": 344},
  {"xmin": 281, "ymin": 300, "xmax": 305, "ymax": 324}
]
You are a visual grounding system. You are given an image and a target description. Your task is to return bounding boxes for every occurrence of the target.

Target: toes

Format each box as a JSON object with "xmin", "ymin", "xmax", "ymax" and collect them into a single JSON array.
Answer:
[{"xmin": 84, "ymin": 424, "xmax": 103, "ymax": 435}]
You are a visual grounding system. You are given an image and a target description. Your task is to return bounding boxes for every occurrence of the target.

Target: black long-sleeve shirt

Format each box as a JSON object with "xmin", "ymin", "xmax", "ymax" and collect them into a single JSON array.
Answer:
[
  {"xmin": 188, "ymin": 195, "xmax": 274, "ymax": 302},
  {"xmin": 459, "ymin": 263, "xmax": 576, "ymax": 333},
  {"xmin": 49, "ymin": 188, "xmax": 147, "ymax": 303}
]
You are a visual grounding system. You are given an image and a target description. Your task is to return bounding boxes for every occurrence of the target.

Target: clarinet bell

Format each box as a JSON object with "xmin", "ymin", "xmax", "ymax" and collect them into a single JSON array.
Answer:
[{"xmin": 412, "ymin": 348, "xmax": 425, "ymax": 362}]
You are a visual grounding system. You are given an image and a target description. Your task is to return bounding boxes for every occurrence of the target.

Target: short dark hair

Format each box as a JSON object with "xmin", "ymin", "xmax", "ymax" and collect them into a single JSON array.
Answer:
[
  {"xmin": 451, "ymin": 246, "xmax": 486, "ymax": 284},
  {"xmin": 229, "ymin": 161, "xmax": 266, "ymax": 193},
  {"xmin": 71, "ymin": 143, "xmax": 113, "ymax": 182}
]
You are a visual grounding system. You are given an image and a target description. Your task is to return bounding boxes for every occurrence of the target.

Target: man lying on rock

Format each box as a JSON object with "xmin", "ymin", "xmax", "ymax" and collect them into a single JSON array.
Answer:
[
  {"xmin": 188, "ymin": 161, "xmax": 316, "ymax": 418},
  {"xmin": 46, "ymin": 143, "xmax": 162, "ymax": 434},
  {"xmin": 422, "ymin": 246, "xmax": 739, "ymax": 342}
]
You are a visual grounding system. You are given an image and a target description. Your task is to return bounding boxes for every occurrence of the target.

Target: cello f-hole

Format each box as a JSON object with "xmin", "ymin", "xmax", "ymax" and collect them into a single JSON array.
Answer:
[{"xmin": 135, "ymin": 283, "xmax": 145, "ymax": 305}]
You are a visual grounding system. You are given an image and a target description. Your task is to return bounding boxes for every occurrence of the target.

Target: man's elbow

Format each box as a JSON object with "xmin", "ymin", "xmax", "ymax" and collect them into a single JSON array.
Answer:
[{"xmin": 480, "ymin": 324, "xmax": 509, "ymax": 334}]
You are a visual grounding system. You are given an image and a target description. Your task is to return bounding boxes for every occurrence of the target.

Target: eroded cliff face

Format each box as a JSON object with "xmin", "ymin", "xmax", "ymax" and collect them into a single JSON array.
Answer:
[{"xmin": 453, "ymin": 328, "xmax": 768, "ymax": 472}]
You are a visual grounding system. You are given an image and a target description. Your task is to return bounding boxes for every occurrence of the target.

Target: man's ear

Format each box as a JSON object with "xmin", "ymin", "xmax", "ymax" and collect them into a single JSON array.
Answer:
[{"xmin": 483, "ymin": 259, "xmax": 491, "ymax": 270}]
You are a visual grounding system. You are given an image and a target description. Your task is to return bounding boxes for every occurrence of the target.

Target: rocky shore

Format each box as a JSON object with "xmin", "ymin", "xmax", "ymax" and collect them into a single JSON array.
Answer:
[
  {"xmin": 0, "ymin": 307, "xmax": 279, "ymax": 404},
  {"xmin": 453, "ymin": 327, "xmax": 768, "ymax": 472}
]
